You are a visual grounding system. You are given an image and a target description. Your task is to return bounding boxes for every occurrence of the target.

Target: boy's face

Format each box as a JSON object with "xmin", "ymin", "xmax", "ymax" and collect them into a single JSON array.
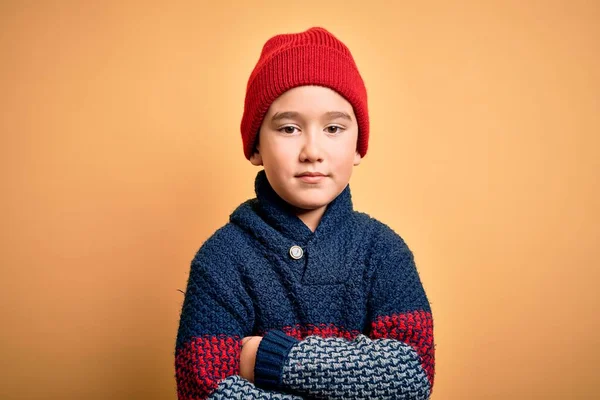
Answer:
[{"xmin": 250, "ymin": 85, "xmax": 361, "ymax": 213}]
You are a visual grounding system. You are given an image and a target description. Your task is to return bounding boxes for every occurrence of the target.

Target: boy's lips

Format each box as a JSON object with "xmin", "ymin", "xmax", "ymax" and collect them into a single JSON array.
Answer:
[
  {"xmin": 296, "ymin": 172, "xmax": 327, "ymax": 183},
  {"xmin": 297, "ymin": 172, "xmax": 327, "ymax": 177}
]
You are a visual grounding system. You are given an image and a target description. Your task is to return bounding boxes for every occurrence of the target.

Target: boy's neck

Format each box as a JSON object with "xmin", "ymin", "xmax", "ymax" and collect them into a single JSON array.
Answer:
[{"xmin": 293, "ymin": 205, "xmax": 327, "ymax": 233}]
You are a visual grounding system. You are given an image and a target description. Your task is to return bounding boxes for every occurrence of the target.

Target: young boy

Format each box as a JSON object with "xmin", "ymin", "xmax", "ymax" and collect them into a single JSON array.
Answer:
[{"xmin": 175, "ymin": 27, "xmax": 435, "ymax": 399}]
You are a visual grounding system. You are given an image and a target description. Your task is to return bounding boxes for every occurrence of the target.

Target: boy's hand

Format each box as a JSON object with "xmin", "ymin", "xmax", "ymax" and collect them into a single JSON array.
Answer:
[{"xmin": 240, "ymin": 336, "xmax": 263, "ymax": 382}]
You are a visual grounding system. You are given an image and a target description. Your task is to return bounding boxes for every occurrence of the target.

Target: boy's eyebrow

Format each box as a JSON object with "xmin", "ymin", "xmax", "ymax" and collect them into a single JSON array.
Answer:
[
  {"xmin": 324, "ymin": 111, "xmax": 353, "ymax": 121},
  {"xmin": 271, "ymin": 111, "xmax": 300, "ymax": 122},
  {"xmin": 270, "ymin": 111, "xmax": 353, "ymax": 122}
]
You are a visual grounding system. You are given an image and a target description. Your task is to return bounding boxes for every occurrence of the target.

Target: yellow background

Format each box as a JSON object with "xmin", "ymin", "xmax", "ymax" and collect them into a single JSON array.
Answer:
[{"xmin": 1, "ymin": 1, "xmax": 598, "ymax": 399}]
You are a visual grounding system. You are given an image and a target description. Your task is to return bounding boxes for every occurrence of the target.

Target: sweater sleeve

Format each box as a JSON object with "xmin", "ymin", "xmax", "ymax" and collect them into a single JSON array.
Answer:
[
  {"xmin": 366, "ymin": 224, "xmax": 435, "ymax": 393},
  {"xmin": 252, "ymin": 223, "xmax": 434, "ymax": 400},
  {"xmin": 175, "ymin": 228, "xmax": 306, "ymax": 400}
]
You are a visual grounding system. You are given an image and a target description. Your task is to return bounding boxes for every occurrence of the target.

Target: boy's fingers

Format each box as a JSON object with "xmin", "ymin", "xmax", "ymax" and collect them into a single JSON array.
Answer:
[{"xmin": 241, "ymin": 336, "xmax": 260, "ymax": 346}]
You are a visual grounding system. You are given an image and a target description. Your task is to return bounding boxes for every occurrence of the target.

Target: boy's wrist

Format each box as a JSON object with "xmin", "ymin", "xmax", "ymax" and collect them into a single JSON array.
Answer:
[{"xmin": 254, "ymin": 331, "xmax": 300, "ymax": 390}]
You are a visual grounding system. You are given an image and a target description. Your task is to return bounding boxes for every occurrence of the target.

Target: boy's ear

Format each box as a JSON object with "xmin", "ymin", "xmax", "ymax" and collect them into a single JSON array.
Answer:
[
  {"xmin": 250, "ymin": 148, "xmax": 263, "ymax": 166},
  {"xmin": 353, "ymin": 151, "xmax": 362, "ymax": 166}
]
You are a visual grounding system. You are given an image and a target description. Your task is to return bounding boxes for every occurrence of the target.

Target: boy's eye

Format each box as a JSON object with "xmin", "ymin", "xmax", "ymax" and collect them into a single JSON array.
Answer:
[
  {"xmin": 279, "ymin": 126, "xmax": 298, "ymax": 134},
  {"xmin": 326, "ymin": 126, "xmax": 343, "ymax": 134}
]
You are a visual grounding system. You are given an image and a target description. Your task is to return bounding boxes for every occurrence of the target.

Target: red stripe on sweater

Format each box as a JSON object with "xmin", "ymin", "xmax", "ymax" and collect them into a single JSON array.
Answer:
[
  {"xmin": 370, "ymin": 310, "xmax": 435, "ymax": 388},
  {"xmin": 280, "ymin": 323, "xmax": 361, "ymax": 340},
  {"xmin": 175, "ymin": 335, "xmax": 241, "ymax": 400}
]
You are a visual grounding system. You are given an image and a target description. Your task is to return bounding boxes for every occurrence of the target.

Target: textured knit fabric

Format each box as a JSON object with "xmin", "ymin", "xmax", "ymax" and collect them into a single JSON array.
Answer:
[
  {"xmin": 240, "ymin": 26, "xmax": 369, "ymax": 160},
  {"xmin": 281, "ymin": 335, "xmax": 430, "ymax": 400},
  {"xmin": 175, "ymin": 170, "xmax": 435, "ymax": 399},
  {"xmin": 212, "ymin": 376, "xmax": 303, "ymax": 400}
]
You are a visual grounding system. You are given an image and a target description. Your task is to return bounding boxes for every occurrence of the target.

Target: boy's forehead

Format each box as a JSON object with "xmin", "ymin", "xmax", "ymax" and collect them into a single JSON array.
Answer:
[
  {"xmin": 269, "ymin": 110, "xmax": 354, "ymax": 122},
  {"xmin": 265, "ymin": 85, "xmax": 355, "ymax": 117}
]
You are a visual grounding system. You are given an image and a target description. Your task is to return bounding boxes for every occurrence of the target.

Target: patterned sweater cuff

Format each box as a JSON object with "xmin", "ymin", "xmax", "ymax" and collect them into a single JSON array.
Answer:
[{"xmin": 254, "ymin": 330, "xmax": 299, "ymax": 390}]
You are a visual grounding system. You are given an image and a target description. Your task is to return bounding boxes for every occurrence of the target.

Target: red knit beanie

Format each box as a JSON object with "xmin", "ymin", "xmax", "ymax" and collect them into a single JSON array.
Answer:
[{"xmin": 240, "ymin": 27, "xmax": 369, "ymax": 160}]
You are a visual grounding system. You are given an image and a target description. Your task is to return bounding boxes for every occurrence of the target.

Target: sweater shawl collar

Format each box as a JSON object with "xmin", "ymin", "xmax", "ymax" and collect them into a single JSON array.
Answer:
[{"xmin": 230, "ymin": 170, "xmax": 354, "ymax": 246}]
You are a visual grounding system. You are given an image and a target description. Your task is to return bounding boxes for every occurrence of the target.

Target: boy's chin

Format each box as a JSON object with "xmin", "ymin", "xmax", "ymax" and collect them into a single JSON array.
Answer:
[{"xmin": 288, "ymin": 198, "xmax": 331, "ymax": 212}]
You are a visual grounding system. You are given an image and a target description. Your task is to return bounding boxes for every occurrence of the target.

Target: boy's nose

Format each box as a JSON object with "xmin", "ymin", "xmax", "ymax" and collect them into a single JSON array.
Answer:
[{"xmin": 299, "ymin": 131, "xmax": 324, "ymax": 163}]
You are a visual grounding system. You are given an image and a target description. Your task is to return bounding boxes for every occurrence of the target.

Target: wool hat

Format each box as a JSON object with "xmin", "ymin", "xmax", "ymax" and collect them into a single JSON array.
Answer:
[{"xmin": 240, "ymin": 27, "xmax": 369, "ymax": 160}]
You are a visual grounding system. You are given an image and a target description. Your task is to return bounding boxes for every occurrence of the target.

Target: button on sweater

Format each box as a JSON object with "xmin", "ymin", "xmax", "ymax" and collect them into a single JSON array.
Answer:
[{"xmin": 175, "ymin": 170, "xmax": 435, "ymax": 399}]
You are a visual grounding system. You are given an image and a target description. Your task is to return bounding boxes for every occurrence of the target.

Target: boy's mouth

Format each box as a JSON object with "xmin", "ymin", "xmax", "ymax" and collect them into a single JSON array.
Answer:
[
  {"xmin": 296, "ymin": 172, "xmax": 327, "ymax": 177},
  {"xmin": 296, "ymin": 172, "xmax": 327, "ymax": 184}
]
